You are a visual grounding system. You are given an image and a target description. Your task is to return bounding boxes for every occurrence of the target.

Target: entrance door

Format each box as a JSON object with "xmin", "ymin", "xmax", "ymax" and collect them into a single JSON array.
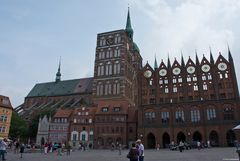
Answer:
[
  {"xmin": 226, "ymin": 130, "xmax": 236, "ymax": 147},
  {"xmin": 147, "ymin": 133, "xmax": 156, "ymax": 149},
  {"xmin": 162, "ymin": 133, "xmax": 170, "ymax": 148}
]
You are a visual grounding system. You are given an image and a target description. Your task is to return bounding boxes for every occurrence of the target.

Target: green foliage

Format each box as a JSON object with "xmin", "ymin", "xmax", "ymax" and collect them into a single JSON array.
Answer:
[{"xmin": 9, "ymin": 112, "xmax": 28, "ymax": 139}]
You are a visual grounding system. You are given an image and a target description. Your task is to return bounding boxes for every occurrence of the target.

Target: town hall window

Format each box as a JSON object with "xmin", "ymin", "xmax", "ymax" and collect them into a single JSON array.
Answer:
[
  {"xmin": 223, "ymin": 107, "xmax": 234, "ymax": 120},
  {"xmin": 207, "ymin": 108, "xmax": 216, "ymax": 120},
  {"xmin": 161, "ymin": 111, "xmax": 169, "ymax": 124},
  {"xmin": 191, "ymin": 109, "xmax": 200, "ymax": 122},
  {"xmin": 176, "ymin": 110, "xmax": 184, "ymax": 123}
]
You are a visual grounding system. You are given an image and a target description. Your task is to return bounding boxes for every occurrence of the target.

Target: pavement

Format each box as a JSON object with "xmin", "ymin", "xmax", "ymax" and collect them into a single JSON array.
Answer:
[{"xmin": 5, "ymin": 147, "xmax": 240, "ymax": 161}]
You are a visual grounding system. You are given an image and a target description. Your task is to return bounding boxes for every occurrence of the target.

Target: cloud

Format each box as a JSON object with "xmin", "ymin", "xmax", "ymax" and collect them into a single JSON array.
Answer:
[{"xmin": 133, "ymin": 0, "xmax": 240, "ymax": 63}]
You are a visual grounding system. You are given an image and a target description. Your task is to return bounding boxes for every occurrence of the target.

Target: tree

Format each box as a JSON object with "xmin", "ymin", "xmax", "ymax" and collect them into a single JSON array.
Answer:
[{"xmin": 9, "ymin": 112, "xmax": 28, "ymax": 139}]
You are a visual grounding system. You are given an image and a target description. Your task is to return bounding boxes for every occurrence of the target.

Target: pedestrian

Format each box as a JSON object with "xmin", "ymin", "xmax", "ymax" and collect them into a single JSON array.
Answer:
[
  {"xmin": 179, "ymin": 141, "xmax": 184, "ymax": 152},
  {"xmin": 15, "ymin": 141, "xmax": 20, "ymax": 154},
  {"xmin": 197, "ymin": 141, "xmax": 201, "ymax": 150},
  {"xmin": 111, "ymin": 142, "xmax": 115, "ymax": 151},
  {"xmin": 0, "ymin": 138, "xmax": 7, "ymax": 161},
  {"xmin": 44, "ymin": 142, "xmax": 48, "ymax": 154},
  {"xmin": 66, "ymin": 142, "xmax": 71, "ymax": 156},
  {"xmin": 136, "ymin": 139, "xmax": 144, "ymax": 161},
  {"xmin": 20, "ymin": 143, "xmax": 25, "ymax": 158},
  {"xmin": 127, "ymin": 143, "xmax": 139, "ymax": 161},
  {"xmin": 156, "ymin": 143, "xmax": 160, "ymax": 150},
  {"xmin": 118, "ymin": 143, "xmax": 122, "ymax": 155},
  {"xmin": 207, "ymin": 140, "xmax": 210, "ymax": 148}
]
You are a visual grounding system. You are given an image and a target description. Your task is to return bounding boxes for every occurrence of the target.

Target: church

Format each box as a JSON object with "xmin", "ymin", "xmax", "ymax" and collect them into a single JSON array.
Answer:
[{"xmin": 18, "ymin": 9, "xmax": 240, "ymax": 148}]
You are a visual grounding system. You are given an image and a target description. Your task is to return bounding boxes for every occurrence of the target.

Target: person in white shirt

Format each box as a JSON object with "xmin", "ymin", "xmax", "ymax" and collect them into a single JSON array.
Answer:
[
  {"xmin": 0, "ymin": 138, "xmax": 7, "ymax": 161},
  {"xmin": 136, "ymin": 139, "xmax": 144, "ymax": 161}
]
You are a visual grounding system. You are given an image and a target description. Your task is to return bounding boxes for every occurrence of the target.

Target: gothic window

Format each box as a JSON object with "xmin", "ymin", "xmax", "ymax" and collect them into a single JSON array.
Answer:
[
  {"xmin": 159, "ymin": 79, "xmax": 163, "ymax": 85},
  {"xmin": 173, "ymin": 78, "xmax": 177, "ymax": 83},
  {"xmin": 149, "ymin": 78, "xmax": 153, "ymax": 85},
  {"xmin": 145, "ymin": 111, "xmax": 156, "ymax": 122},
  {"xmin": 203, "ymin": 83, "xmax": 208, "ymax": 90},
  {"xmin": 208, "ymin": 73, "xmax": 212, "ymax": 80},
  {"xmin": 187, "ymin": 76, "xmax": 191, "ymax": 82},
  {"xmin": 191, "ymin": 109, "xmax": 200, "ymax": 122},
  {"xmin": 173, "ymin": 86, "xmax": 177, "ymax": 93},
  {"xmin": 109, "ymin": 50, "xmax": 113, "ymax": 58},
  {"xmin": 165, "ymin": 87, "xmax": 169, "ymax": 93},
  {"xmin": 113, "ymin": 81, "xmax": 120, "ymax": 95},
  {"xmin": 175, "ymin": 110, "xmax": 184, "ymax": 123},
  {"xmin": 193, "ymin": 84, "xmax": 198, "ymax": 91},
  {"xmin": 106, "ymin": 50, "xmax": 110, "ymax": 58},
  {"xmin": 223, "ymin": 106, "xmax": 234, "ymax": 120},
  {"xmin": 207, "ymin": 108, "xmax": 216, "ymax": 120},
  {"xmin": 99, "ymin": 64, "xmax": 104, "ymax": 76},
  {"xmin": 161, "ymin": 111, "xmax": 169, "ymax": 124},
  {"xmin": 102, "ymin": 39, "xmax": 106, "ymax": 46},
  {"xmin": 218, "ymin": 72, "xmax": 223, "ymax": 79},
  {"xmin": 202, "ymin": 74, "xmax": 206, "ymax": 80},
  {"xmin": 193, "ymin": 75, "xmax": 197, "ymax": 81},
  {"xmin": 114, "ymin": 48, "xmax": 118, "ymax": 57},
  {"xmin": 164, "ymin": 77, "xmax": 168, "ymax": 84},
  {"xmin": 225, "ymin": 72, "xmax": 228, "ymax": 78},
  {"xmin": 105, "ymin": 62, "xmax": 112, "ymax": 75},
  {"xmin": 108, "ymin": 83, "xmax": 112, "ymax": 95},
  {"xmin": 178, "ymin": 77, "xmax": 182, "ymax": 83},
  {"xmin": 114, "ymin": 61, "xmax": 120, "ymax": 74}
]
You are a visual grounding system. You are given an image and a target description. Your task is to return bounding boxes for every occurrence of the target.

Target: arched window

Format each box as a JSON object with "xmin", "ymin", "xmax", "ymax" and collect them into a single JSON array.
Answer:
[
  {"xmin": 113, "ymin": 61, "xmax": 120, "ymax": 74},
  {"xmin": 145, "ymin": 111, "xmax": 156, "ymax": 122},
  {"xmin": 207, "ymin": 108, "xmax": 216, "ymax": 120},
  {"xmin": 223, "ymin": 106, "xmax": 234, "ymax": 120},
  {"xmin": 105, "ymin": 62, "xmax": 112, "ymax": 75},
  {"xmin": 161, "ymin": 111, "xmax": 169, "ymax": 124},
  {"xmin": 176, "ymin": 110, "xmax": 184, "ymax": 123},
  {"xmin": 191, "ymin": 108, "xmax": 200, "ymax": 122}
]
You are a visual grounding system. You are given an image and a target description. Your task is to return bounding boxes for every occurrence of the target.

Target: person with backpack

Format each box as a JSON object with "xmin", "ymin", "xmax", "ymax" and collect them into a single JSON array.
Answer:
[{"xmin": 127, "ymin": 143, "xmax": 139, "ymax": 161}]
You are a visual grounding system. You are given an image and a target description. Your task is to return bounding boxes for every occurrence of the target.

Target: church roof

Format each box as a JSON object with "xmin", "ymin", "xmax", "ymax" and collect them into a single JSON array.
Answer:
[{"xmin": 27, "ymin": 77, "xmax": 93, "ymax": 97}]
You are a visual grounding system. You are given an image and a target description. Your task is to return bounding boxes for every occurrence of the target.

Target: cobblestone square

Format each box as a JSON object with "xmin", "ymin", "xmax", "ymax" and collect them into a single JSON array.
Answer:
[{"xmin": 6, "ymin": 147, "xmax": 240, "ymax": 161}]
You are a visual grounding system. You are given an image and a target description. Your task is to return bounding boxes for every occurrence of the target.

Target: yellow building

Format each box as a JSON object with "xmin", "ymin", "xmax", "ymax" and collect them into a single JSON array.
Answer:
[{"xmin": 0, "ymin": 95, "xmax": 13, "ymax": 138}]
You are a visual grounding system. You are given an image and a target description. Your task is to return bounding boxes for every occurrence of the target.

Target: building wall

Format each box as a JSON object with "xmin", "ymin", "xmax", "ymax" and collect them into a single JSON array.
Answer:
[{"xmin": 0, "ymin": 95, "xmax": 13, "ymax": 138}]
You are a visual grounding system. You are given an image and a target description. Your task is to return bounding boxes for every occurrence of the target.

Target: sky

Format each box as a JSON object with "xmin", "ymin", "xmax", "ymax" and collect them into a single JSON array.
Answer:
[{"xmin": 1, "ymin": 0, "xmax": 240, "ymax": 107}]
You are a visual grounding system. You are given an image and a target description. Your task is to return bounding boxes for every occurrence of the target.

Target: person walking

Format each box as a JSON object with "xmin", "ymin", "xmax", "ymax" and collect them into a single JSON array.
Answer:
[
  {"xmin": 136, "ymin": 139, "xmax": 144, "ymax": 161},
  {"xmin": 20, "ymin": 143, "xmax": 25, "ymax": 158},
  {"xmin": 179, "ymin": 141, "xmax": 184, "ymax": 152},
  {"xmin": 118, "ymin": 143, "xmax": 122, "ymax": 155},
  {"xmin": 0, "ymin": 138, "xmax": 7, "ymax": 161},
  {"xmin": 127, "ymin": 143, "xmax": 139, "ymax": 161}
]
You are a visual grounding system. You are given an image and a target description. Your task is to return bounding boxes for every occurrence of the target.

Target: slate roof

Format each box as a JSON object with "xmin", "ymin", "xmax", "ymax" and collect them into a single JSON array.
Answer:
[
  {"xmin": 0, "ymin": 95, "xmax": 13, "ymax": 109},
  {"xmin": 27, "ymin": 77, "xmax": 93, "ymax": 97}
]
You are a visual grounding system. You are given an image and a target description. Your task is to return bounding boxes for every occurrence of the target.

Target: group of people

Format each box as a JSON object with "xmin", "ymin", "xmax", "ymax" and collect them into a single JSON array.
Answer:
[
  {"xmin": 43, "ymin": 142, "xmax": 71, "ymax": 156},
  {"xmin": 127, "ymin": 139, "xmax": 144, "ymax": 161}
]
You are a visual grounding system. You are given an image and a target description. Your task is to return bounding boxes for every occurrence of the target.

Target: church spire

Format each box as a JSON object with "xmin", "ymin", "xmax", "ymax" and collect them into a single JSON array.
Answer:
[
  {"xmin": 195, "ymin": 49, "xmax": 199, "ymax": 65},
  {"xmin": 228, "ymin": 44, "xmax": 233, "ymax": 61},
  {"xmin": 181, "ymin": 51, "xmax": 185, "ymax": 67},
  {"xmin": 55, "ymin": 58, "xmax": 61, "ymax": 82},
  {"xmin": 154, "ymin": 55, "xmax": 158, "ymax": 69},
  {"xmin": 209, "ymin": 47, "xmax": 214, "ymax": 64},
  {"xmin": 167, "ymin": 54, "xmax": 171, "ymax": 68},
  {"xmin": 125, "ymin": 7, "xmax": 134, "ymax": 40}
]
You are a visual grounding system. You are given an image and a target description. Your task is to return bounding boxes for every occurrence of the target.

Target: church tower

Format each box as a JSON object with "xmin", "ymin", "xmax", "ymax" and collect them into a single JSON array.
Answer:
[{"xmin": 92, "ymin": 8, "xmax": 142, "ymax": 148}]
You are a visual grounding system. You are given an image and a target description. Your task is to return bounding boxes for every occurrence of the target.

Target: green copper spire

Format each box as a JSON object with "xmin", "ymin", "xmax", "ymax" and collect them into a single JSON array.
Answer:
[
  {"xmin": 154, "ymin": 55, "xmax": 158, "ymax": 69},
  {"xmin": 125, "ymin": 7, "xmax": 134, "ymax": 40},
  {"xmin": 56, "ymin": 58, "xmax": 61, "ymax": 82}
]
